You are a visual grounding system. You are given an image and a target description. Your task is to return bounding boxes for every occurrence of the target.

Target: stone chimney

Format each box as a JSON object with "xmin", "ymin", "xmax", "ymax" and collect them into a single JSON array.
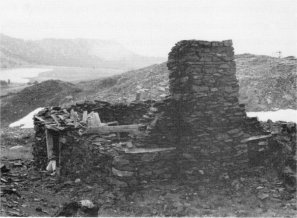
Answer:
[{"xmin": 167, "ymin": 40, "xmax": 249, "ymax": 177}]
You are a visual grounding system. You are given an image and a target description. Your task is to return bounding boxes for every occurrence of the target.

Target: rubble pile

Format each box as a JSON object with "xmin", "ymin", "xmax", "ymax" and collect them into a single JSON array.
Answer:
[
  {"xmin": 167, "ymin": 40, "xmax": 251, "ymax": 176},
  {"xmin": 262, "ymin": 121, "xmax": 296, "ymax": 190},
  {"xmin": 33, "ymin": 101, "xmax": 152, "ymax": 169},
  {"xmin": 33, "ymin": 100, "xmax": 177, "ymax": 189},
  {"xmin": 68, "ymin": 99, "xmax": 179, "ymax": 149},
  {"xmin": 66, "ymin": 100, "xmax": 153, "ymax": 125}
]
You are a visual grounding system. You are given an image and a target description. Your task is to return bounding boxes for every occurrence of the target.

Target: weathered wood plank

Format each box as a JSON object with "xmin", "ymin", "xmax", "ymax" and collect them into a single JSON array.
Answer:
[
  {"xmin": 82, "ymin": 111, "xmax": 88, "ymax": 123},
  {"xmin": 85, "ymin": 124, "xmax": 144, "ymax": 135},
  {"xmin": 124, "ymin": 147, "xmax": 176, "ymax": 154},
  {"xmin": 45, "ymin": 129, "xmax": 54, "ymax": 160},
  {"xmin": 240, "ymin": 134, "xmax": 272, "ymax": 143},
  {"xmin": 51, "ymin": 114, "xmax": 60, "ymax": 126}
]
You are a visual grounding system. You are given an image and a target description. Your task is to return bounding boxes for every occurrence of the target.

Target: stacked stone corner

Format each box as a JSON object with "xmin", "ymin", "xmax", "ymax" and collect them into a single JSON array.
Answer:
[{"xmin": 167, "ymin": 40, "xmax": 249, "ymax": 177}]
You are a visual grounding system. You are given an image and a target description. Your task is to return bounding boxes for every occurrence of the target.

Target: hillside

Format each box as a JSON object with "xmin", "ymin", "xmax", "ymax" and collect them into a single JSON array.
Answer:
[
  {"xmin": 1, "ymin": 54, "xmax": 296, "ymax": 126},
  {"xmin": 0, "ymin": 50, "xmax": 30, "ymax": 68},
  {"xmin": 236, "ymin": 54, "xmax": 297, "ymax": 111},
  {"xmin": 0, "ymin": 80, "xmax": 81, "ymax": 125},
  {"xmin": 76, "ymin": 63, "xmax": 169, "ymax": 102},
  {"xmin": 74, "ymin": 54, "xmax": 296, "ymax": 111},
  {"xmin": 0, "ymin": 34, "xmax": 164, "ymax": 70}
]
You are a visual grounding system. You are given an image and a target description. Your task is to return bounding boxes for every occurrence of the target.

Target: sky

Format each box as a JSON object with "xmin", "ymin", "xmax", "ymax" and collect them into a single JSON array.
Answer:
[{"xmin": 0, "ymin": 0, "xmax": 296, "ymax": 57}]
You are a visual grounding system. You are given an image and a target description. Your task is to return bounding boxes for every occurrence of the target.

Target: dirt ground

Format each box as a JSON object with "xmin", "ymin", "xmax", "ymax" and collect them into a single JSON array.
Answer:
[{"xmin": 1, "ymin": 127, "xmax": 296, "ymax": 217}]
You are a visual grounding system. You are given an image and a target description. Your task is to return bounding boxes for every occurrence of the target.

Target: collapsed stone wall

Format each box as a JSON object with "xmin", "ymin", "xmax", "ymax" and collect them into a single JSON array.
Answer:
[
  {"xmin": 33, "ymin": 99, "xmax": 178, "ymax": 189},
  {"xmin": 66, "ymin": 100, "xmax": 154, "ymax": 125},
  {"xmin": 33, "ymin": 100, "xmax": 153, "ymax": 170},
  {"xmin": 65, "ymin": 99, "xmax": 179, "ymax": 149},
  {"xmin": 34, "ymin": 39, "xmax": 283, "ymax": 188},
  {"xmin": 56, "ymin": 130, "xmax": 176, "ymax": 188}
]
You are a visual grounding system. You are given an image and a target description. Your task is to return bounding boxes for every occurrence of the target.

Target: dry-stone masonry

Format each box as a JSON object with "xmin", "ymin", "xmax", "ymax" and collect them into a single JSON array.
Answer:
[
  {"xmin": 167, "ymin": 40, "xmax": 250, "ymax": 177},
  {"xmin": 34, "ymin": 39, "xmax": 277, "ymax": 189},
  {"xmin": 33, "ymin": 100, "xmax": 177, "ymax": 189}
]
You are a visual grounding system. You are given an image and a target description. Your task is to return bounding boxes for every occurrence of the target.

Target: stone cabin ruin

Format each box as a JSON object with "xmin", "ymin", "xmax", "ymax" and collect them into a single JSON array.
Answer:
[{"xmin": 33, "ymin": 40, "xmax": 278, "ymax": 189}]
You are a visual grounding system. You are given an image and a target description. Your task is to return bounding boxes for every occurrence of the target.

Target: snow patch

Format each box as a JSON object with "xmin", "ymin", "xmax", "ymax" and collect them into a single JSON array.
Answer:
[
  {"xmin": 9, "ymin": 107, "xmax": 44, "ymax": 129},
  {"xmin": 247, "ymin": 109, "xmax": 297, "ymax": 123}
]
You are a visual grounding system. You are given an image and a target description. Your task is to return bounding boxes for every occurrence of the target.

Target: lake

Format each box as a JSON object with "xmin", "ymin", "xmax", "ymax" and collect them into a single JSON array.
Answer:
[{"xmin": 0, "ymin": 68, "xmax": 52, "ymax": 83}]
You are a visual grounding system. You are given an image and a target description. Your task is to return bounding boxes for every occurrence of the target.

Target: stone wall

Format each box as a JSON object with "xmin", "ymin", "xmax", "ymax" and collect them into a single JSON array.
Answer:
[
  {"xmin": 167, "ymin": 40, "xmax": 250, "ymax": 177},
  {"xmin": 33, "ymin": 99, "xmax": 177, "ymax": 189},
  {"xmin": 33, "ymin": 100, "xmax": 154, "ymax": 170},
  {"xmin": 63, "ymin": 99, "xmax": 179, "ymax": 150},
  {"xmin": 57, "ymin": 130, "xmax": 176, "ymax": 189},
  {"xmin": 67, "ymin": 100, "xmax": 154, "ymax": 125},
  {"xmin": 34, "ymin": 39, "xmax": 276, "ymax": 188}
]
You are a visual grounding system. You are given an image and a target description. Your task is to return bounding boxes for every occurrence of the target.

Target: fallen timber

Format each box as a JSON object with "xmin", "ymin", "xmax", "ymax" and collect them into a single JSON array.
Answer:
[{"xmin": 85, "ymin": 124, "xmax": 145, "ymax": 135}]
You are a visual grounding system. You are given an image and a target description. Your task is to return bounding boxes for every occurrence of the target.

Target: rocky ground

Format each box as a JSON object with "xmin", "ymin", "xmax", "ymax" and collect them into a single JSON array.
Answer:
[
  {"xmin": 76, "ymin": 55, "xmax": 297, "ymax": 111},
  {"xmin": 1, "ymin": 127, "xmax": 296, "ymax": 217}
]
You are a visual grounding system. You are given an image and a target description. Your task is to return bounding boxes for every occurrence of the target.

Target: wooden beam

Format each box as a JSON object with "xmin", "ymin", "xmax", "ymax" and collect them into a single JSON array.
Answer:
[
  {"xmin": 150, "ymin": 112, "xmax": 164, "ymax": 128},
  {"xmin": 106, "ymin": 121, "xmax": 119, "ymax": 126},
  {"xmin": 34, "ymin": 116, "xmax": 46, "ymax": 122},
  {"xmin": 240, "ymin": 134, "xmax": 272, "ymax": 143},
  {"xmin": 82, "ymin": 111, "xmax": 88, "ymax": 123},
  {"xmin": 124, "ymin": 147, "xmax": 176, "ymax": 154},
  {"xmin": 57, "ymin": 140, "xmax": 61, "ymax": 176},
  {"xmin": 85, "ymin": 124, "xmax": 144, "ymax": 135},
  {"xmin": 51, "ymin": 114, "xmax": 60, "ymax": 126},
  {"xmin": 45, "ymin": 129, "xmax": 54, "ymax": 160}
]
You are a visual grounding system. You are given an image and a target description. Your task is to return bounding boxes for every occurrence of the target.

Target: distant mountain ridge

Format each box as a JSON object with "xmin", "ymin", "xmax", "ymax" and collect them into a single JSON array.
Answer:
[{"xmin": 0, "ymin": 34, "xmax": 165, "ymax": 69}]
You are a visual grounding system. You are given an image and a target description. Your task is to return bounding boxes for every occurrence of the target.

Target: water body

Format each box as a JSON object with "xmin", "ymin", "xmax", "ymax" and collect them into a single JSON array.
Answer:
[
  {"xmin": 9, "ymin": 108, "xmax": 297, "ymax": 129},
  {"xmin": 0, "ymin": 68, "xmax": 52, "ymax": 83}
]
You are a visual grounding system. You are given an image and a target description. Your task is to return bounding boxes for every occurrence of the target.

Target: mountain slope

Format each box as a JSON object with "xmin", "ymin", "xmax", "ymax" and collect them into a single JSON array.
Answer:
[
  {"xmin": 236, "ymin": 54, "xmax": 297, "ymax": 111},
  {"xmin": 0, "ymin": 80, "xmax": 81, "ymax": 125},
  {"xmin": 0, "ymin": 34, "xmax": 164, "ymax": 69},
  {"xmin": 0, "ymin": 50, "xmax": 30, "ymax": 68},
  {"xmin": 76, "ymin": 63, "xmax": 169, "ymax": 102},
  {"xmin": 76, "ymin": 54, "xmax": 297, "ymax": 111}
]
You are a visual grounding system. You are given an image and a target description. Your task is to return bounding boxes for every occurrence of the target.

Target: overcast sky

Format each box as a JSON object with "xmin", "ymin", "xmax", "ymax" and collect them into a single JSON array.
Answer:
[{"xmin": 0, "ymin": 0, "xmax": 296, "ymax": 57}]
